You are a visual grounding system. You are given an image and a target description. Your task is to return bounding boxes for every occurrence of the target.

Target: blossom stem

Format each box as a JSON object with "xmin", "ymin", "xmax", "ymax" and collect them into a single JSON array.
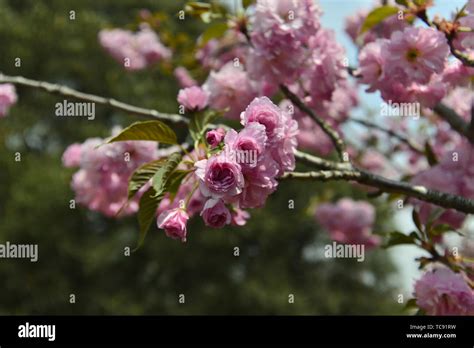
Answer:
[{"xmin": 184, "ymin": 182, "xmax": 199, "ymax": 208}]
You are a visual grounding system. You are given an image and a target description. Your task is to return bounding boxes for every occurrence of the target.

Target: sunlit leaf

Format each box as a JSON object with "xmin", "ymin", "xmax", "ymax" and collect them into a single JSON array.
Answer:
[
  {"xmin": 360, "ymin": 6, "xmax": 399, "ymax": 34},
  {"xmin": 106, "ymin": 120, "xmax": 177, "ymax": 145},
  {"xmin": 151, "ymin": 152, "xmax": 183, "ymax": 199}
]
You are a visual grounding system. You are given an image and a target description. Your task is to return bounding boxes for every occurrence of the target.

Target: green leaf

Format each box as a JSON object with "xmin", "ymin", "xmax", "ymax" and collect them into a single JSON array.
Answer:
[
  {"xmin": 136, "ymin": 187, "xmax": 161, "ymax": 251},
  {"xmin": 429, "ymin": 223, "xmax": 454, "ymax": 236},
  {"xmin": 134, "ymin": 153, "xmax": 187, "ymax": 250},
  {"xmin": 106, "ymin": 120, "xmax": 177, "ymax": 145},
  {"xmin": 384, "ymin": 231, "xmax": 418, "ymax": 248},
  {"xmin": 395, "ymin": 0, "xmax": 409, "ymax": 6},
  {"xmin": 166, "ymin": 170, "xmax": 191, "ymax": 200},
  {"xmin": 412, "ymin": 208, "xmax": 424, "ymax": 233},
  {"xmin": 151, "ymin": 152, "xmax": 183, "ymax": 199},
  {"xmin": 128, "ymin": 159, "xmax": 167, "ymax": 200},
  {"xmin": 189, "ymin": 110, "xmax": 219, "ymax": 144},
  {"xmin": 242, "ymin": 0, "xmax": 254, "ymax": 8},
  {"xmin": 413, "ymin": 0, "xmax": 428, "ymax": 6},
  {"xmin": 360, "ymin": 6, "xmax": 400, "ymax": 34},
  {"xmin": 424, "ymin": 141, "xmax": 438, "ymax": 166},
  {"xmin": 199, "ymin": 21, "xmax": 228, "ymax": 45},
  {"xmin": 404, "ymin": 298, "xmax": 418, "ymax": 310},
  {"xmin": 184, "ymin": 2, "xmax": 211, "ymax": 15}
]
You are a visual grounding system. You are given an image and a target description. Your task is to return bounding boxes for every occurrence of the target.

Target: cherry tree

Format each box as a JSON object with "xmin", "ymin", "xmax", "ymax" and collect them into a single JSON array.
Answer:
[{"xmin": 1, "ymin": 0, "xmax": 473, "ymax": 315}]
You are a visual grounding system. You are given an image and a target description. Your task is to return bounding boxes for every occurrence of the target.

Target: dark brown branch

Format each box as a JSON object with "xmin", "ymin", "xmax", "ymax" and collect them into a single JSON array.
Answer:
[
  {"xmin": 434, "ymin": 103, "xmax": 474, "ymax": 144},
  {"xmin": 280, "ymin": 84, "xmax": 348, "ymax": 162}
]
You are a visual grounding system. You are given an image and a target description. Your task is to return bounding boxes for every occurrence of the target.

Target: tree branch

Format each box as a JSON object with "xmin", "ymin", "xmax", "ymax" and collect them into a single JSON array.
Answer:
[
  {"xmin": 434, "ymin": 103, "xmax": 474, "ymax": 144},
  {"xmin": 280, "ymin": 84, "xmax": 348, "ymax": 162},
  {"xmin": 0, "ymin": 73, "xmax": 188, "ymax": 124},
  {"xmin": 349, "ymin": 117, "xmax": 424, "ymax": 154},
  {"xmin": 416, "ymin": 9, "xmax": 474, "ymax": 67},
  {"xmin": 283, "ymin": 166, "xmax": 474, "ymax": 214},
  {"xmin": 281, "ymin": 170, "xmax": 360, "ymax": 181},
  {"xmin": 4, "ymin": 73, "xmax": 474, "ymax": 214}
]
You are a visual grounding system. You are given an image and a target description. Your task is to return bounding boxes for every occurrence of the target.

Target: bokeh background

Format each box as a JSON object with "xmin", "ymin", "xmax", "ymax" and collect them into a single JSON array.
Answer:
[{"xmin": 1, "ymin": 0, "xmax": 455, "ymax": 315}]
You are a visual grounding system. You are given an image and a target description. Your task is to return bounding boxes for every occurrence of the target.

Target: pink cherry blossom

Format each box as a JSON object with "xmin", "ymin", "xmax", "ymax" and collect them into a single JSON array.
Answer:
[
  {"xmin": 240, "ymin": 96, "xmax": 285, "ymax": 144},
  {"xmin": 201, "ymin": 198, "xmax": 231, "ymax": 228},
  {"xmin": 315, "ymin": 199, "xmax": 380, "ymax": 249},
  {"xmin": 98, "ymin": 25, "xmax": 171, "ymax": 71},
  {"xmin": 239, "ymin": 153, "xmax": 279, "ymax": 208},
  {"xmin": 195, "ymin": 152, "xmax": 245, "ymax": 200},
  {"xmin": 442, "ymin": 60, "xmax": 474, "ymax": 88},
  {"xmin": 64, "ymin": 131, "xmax": 159, "ymax": 217},
  {"xmin": 247, "ymin": 0, "xmax": 321, "ymax": 85},
  {"xmin": 442, "ymin": 87, "xmax": 473, "ymax": 122},
  {"xmin": 453, "ymin": 14, "xmax": 474, "ymax": 53},
  {"xmin": 174, "ymin": 67, "xmax": 197, "ymax": 88},
  {"xmin": 467, "ymin": 0, "xmax": 474, "ymax": 13},
  {"xmin": 224, "ymin": 122, "xmax": 267, "ymax": 171},
  {"xmin": 231, "ymin": 208, "xmax": 250, "ymax": 226},
  {"xmin": 358, "ymin": 40, "xmax": 388, "ymax": 92},
  {"xmin": 308, "ymin": 29, "xmax": 348, "ymax": 102},
  {"xmin": 0, "ymin": 83, "xmax": 18, "ymax": 117},
  {"xmin": 385, "ymin": 27, "xmax": 449, "ymax": 85},
  {"xmin": 62, "ymin": 143, "xmax": 82, "ymax": 168},
  {"xmin": 411, "ymin": 141, "xmax": 474, "ymax": 228},
  {"xmin": 157, "ymin": 208, "xmax": 189, "ymax": 242},
  {"xmin": 414, "ymin": 267, "xmax": 474, "ymax": 315},
  {"xmin": 203, "ymin": 62, "xmax": 257, "ymax": 119},
  {"xmin": 177, "ymin": 86, "xmax": 209, "ymax": 111}
]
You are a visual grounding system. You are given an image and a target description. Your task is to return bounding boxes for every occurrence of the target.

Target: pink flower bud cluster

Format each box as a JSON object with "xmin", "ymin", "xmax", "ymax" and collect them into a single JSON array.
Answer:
[
  {"xmin": 98, "ymin": 25, "xmax": 171, "ymax": 71},
  {"xmin": 0, "ymin": 83, "xmax": 18, "ymax": 118},
  {"xmin": 177, "ymin": 86, "xmax": 209, "ymax": 111},
  {"xmin": 315, "ymin": 198, "xmax": 381, "ymax": 248},
  {"xmin": 62, "ymin": 131, "xmax": 160, "ymax": 217}
]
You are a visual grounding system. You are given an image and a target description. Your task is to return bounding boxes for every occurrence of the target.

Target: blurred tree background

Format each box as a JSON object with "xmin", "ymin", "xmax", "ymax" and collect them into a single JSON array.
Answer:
[{"xmin": 0, "ymin": 0, "xmax": 402, "ymax": 314}]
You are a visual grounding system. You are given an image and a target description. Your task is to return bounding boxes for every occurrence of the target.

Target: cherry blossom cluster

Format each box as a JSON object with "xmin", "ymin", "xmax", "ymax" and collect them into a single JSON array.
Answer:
[
  {"xmin": 99, "ymin": 24, "xmax": 171, "ymax": 71},
  {"xmin": 156, "ymin": 94, "xmax": 298, "ymax": 242},
  {"xmin": 62, "ymin": 129, "xmax": 159, "ymax": 217},
  {"xmin": 190, "ymin": 0, "xmax": 357, "ymax": 156},
  {"xmin": 315, "ymin": 199, "xmax": 380, "ymax": 249},
  {"xmin": 0, "ymin": 83, "xmax": 17, "ymax": 118}
]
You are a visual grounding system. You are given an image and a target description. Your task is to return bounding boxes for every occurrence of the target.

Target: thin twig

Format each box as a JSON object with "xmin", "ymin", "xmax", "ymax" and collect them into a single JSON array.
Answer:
[
  {"xmin": 350, "ymin": 117, "xmax": 425, "ymax": 153},
  {"xmin": 0, "ymin": 73, "xmax": 188, "ymax": 124},
  {"xmin": 280, "ymin": 84, "xmax": 348, "ymax": 162}
]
